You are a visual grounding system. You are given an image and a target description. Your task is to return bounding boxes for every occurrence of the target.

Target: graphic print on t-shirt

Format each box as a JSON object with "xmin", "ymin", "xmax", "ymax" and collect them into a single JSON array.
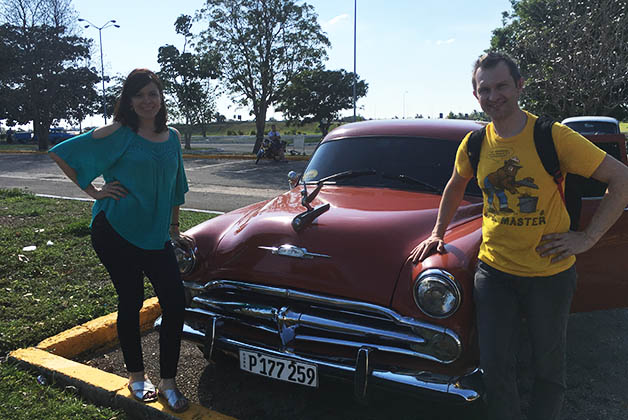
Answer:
[{"xmin": 482, "ymin": 152, "xmax": 539, "ymax": 216}]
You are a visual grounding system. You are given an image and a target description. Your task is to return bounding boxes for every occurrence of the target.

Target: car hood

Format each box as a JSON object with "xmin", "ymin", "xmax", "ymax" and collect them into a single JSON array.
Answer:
[{"xmin": 204, "ymin": 186, "xmax": 481, "ymax": 308}]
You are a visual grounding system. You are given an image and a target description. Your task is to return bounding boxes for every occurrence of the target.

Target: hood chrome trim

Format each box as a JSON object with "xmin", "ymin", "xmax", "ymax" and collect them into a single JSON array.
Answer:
[{"xmin": 258, "ymin": 244, "xmax": 331, "ymax": 259}]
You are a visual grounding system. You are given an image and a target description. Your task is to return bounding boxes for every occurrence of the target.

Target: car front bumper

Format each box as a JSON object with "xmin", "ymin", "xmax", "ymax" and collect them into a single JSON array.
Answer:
[{"xmin": 156, "ymin": 279, "xmax": 483, "ymax": 403}]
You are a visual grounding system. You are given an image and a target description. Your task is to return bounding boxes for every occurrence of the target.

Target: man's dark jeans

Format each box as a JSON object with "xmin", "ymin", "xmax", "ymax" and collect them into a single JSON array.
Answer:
[{"xmin": 474, "ymin": 261, "xmax": 577, "ymax": 420}]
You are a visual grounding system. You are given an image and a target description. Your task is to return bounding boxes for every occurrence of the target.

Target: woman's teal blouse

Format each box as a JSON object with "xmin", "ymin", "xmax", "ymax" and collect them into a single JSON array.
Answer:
[{"xmin": 50, "ymin": 125, "xmax": 189, "ymax": 250}]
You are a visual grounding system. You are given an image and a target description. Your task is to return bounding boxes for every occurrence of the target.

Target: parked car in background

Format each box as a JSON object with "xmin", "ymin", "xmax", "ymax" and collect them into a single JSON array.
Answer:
[
  {"xmin": 561, "ymin": 116, "xmax": 620, "ymax": 135},
  {"xmin": 12, "ymin": 128, "xmax": 74, "ymax": 144},
  {"xmin": 48, "ymin": 128, "xmax": 74, "ymax": 143},
  {"xmin": 160, "ymin": 119, "xmax": 628, "ymax": 405},
  {"xmin": 34, "ymin": 128, "xmax": 74, "ymax": 144},
  {"xmin": 13, "ymin": 131, "xmax": 33, "ymax": 143}
]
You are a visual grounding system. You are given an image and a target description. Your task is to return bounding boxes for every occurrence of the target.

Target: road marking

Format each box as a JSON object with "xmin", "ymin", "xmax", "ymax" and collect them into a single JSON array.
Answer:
[
  {"xmin": 34, "ymin": 193, "xmax": 225, "ymax": 214},
  {"xmin": 185, "ymin": 161, "xmax": 244, "ymax": 171},
  {"xmin": 0, "ymin": 174, "xmax": 103, "ymax": 183},
  {"xmin": 188, "ymin": 184, "xmax": 284, "ymax": 198},
  {"xmin": 1, "ymin": 173, "xmax": 70, "ymax": 181}
]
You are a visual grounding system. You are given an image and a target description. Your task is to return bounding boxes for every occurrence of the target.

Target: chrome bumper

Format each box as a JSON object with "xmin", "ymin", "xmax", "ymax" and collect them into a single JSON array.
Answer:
[
  {"xmin": 156, "ymin": 315, "xmax": 482, "ymax": 403},
  {"xmin": 158, "ymin": 279, "xmax": 483, "ymax": 403}
]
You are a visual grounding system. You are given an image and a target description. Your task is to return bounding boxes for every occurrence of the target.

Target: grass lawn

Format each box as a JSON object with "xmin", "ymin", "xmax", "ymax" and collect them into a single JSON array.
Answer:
[
  {"xmin": 620, "ymin": 121, "xmax": 627, "ymax": 133},
  {"xmin": 0, "ymin": 189, "xmax": 215, "ymax": 418}
]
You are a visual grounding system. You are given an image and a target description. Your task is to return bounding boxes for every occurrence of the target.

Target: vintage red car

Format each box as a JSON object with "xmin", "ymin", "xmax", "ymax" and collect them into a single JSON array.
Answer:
[{"xmin": 161, "ymin": 119, "xmax": 628, "ymax": 404}]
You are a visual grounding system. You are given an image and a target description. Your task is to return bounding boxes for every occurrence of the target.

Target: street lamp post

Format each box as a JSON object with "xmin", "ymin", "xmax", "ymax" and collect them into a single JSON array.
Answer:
[
  {"xmin": 78, "ymin": 18, "xmax": 120, "ymax": 125},
  {"xmin": 403, "ymin": 90, "xmax": 408, "ymax": 119},
  {"xmin": 353, "ymin": 0, "xmax": 357, "ymax": 122}
]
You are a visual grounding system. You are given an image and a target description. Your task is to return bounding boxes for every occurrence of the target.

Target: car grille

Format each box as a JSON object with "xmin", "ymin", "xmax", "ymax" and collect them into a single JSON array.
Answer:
[{"xmin": 183, "ymin": 279, "xmax": 462, "ymax": 368}]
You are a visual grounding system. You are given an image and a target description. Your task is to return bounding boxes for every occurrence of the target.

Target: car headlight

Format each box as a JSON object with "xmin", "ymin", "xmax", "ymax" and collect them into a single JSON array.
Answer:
[
  {"xmin": 413, "ymin": 269, "xmax": 461, "ymax": 318},
  {"xmin": 172, "ymin": 241, "xmax": 196, "ymax": 275}
]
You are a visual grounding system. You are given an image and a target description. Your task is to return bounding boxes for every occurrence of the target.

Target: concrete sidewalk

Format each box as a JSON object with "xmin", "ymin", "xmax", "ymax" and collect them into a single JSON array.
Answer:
[{"xmin": 8, "ymin": 298, "xmax": 236, "ymax": 420}]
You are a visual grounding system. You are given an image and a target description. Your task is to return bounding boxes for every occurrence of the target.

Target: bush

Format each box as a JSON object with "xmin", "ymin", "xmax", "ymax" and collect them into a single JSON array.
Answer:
[
  {"xmin": 237, "ymin": 130, "xmax": 244, "ymax": 135},
  {"xmin": 250, "ymin": 130, "xmax": 256, "ymax": 136},
  {"xmin": 226, "ymin": 130, "xmax": 236, "ymax": 136}
]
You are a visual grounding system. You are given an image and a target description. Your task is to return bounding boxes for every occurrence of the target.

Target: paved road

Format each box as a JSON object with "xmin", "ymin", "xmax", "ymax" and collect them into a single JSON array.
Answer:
[{"xmin": 0, "ymin": 153, "xmax": 309, "ymax": 212}]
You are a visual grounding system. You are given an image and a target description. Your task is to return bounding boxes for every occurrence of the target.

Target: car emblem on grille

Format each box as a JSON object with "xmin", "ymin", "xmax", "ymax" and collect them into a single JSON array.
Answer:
[{"xmin": 258, "ymin": 244, "xmax": 330, "ymax": 259}]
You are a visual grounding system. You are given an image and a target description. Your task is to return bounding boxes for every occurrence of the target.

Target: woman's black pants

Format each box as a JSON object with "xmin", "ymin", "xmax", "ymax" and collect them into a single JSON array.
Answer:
[{"xmin": 91, "ymin": 211, "xmax": 185, "ymax": 379}]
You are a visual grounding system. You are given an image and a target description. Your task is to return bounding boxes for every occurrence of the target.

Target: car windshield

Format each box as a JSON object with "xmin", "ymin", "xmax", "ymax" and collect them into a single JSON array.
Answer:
[
  {"xmin": 303, "ymin": 136, "xmax": 482, "ymax": 196},
  {"xmin": 564, "ymin": 121, "xmax": 619, "ymax": 134}
]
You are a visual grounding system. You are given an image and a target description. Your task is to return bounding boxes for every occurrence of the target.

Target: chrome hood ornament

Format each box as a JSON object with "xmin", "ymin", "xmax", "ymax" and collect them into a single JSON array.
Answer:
[
  {"xmin": 258, "ymin": 244, "xmax": 331, "ymax": 260},
  {"xmin": 292, "ymin": 177, "xmax": 330, "ymax": 232}
]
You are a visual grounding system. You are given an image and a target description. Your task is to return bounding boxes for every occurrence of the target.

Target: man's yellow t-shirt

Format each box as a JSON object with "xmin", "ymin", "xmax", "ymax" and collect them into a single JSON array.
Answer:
[{"xmin": 455, "ymin": 111, "xmax": 606, "ymax": 277}]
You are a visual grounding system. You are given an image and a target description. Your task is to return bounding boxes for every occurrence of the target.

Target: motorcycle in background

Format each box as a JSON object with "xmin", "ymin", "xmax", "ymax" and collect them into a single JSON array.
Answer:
[{"xmin": 255, "ymin": 137, "xmax": 287, "ymax": 164}]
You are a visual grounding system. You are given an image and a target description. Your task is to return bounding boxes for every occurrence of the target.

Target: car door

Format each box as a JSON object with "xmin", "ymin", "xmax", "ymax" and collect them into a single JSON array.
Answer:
[{"xmin": 571, "ymin": 136, "xmax": 628, "ymax": 312}]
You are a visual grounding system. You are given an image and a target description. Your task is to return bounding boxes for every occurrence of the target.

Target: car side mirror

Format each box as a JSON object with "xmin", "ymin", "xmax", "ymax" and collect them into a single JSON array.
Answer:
[{"xmin": 288, "ymin": 171, "xmax": 300, "ymax": 189}]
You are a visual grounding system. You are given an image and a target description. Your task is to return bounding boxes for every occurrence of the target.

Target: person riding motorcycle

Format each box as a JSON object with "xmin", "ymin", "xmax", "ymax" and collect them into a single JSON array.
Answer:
[{"xmin": 267, "ymin": 125, "xmax": 286, "ymax": 161}]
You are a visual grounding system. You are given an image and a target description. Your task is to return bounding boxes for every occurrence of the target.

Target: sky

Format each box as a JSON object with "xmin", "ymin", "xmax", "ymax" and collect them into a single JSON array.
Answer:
[{"xmin": 69, "ymin": 0, "xmax": 513, "ymax": 127}]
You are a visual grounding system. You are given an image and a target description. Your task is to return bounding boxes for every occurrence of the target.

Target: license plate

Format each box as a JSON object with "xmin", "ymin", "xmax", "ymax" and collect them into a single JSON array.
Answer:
[{"xmin": 239, "ymin": 349, "xmax": 318, "ymax": 387}]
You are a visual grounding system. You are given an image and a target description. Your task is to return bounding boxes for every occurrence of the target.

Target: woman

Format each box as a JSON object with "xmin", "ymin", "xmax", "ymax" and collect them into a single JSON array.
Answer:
[{"xmin": 49, "ymin": 68, "xmax": 190, "ymax": 412}]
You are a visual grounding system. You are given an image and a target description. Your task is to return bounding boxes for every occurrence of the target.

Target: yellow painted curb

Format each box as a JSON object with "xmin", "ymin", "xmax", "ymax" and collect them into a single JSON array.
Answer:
[
  {"xmin": 0, "ymin": 149, "xmax": 45, "ymax": 154},
  {"xmin": 182, "ymin": 152, "xmax": 309, "ymax": 161},
  {"xmin": 0, "ymin": 149, "xmax": 309, "ymax": 160},
  {"xmin": 9, "ymin": 297, "xmax": 237, "ymax": 419},
  {"xmin": 37, "ymin": 297, "xmax": 161, "ymax": 358},
  {"xmin": 9, "ymin": 347, "xmax": 235, "ymax": 420},
  {"xmin": 10, "ymin": 347, "xmax": 128, "ymax": 392}
]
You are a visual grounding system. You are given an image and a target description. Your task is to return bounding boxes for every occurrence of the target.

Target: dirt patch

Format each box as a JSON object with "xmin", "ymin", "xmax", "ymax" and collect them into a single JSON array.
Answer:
[{"xmin": 78, "ymin": 333, "xmax": 481, "ymax": 419}]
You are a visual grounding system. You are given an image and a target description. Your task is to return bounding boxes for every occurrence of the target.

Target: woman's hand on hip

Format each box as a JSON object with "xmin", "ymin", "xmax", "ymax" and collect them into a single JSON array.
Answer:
[{"xmin": 88, "ymin": 181, "xmax": 128, "ymax": 200}]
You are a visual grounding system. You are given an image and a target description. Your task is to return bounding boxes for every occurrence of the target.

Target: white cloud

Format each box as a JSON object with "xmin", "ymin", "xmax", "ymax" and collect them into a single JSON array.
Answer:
[
  {"xmin": 327, "ymin": 14, "xmax": 349, "ymax": 26},
  {"xmin": 436, "ymin": 38, "xmax": 456, "ymax": 45}
]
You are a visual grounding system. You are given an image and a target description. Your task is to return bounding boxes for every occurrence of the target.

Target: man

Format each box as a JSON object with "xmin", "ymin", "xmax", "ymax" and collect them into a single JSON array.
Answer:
[
  {"xmin": 268, "ymin": 124, "xmax": 286, "ymax": 161},
  {"xmin": 268, "ymin": 124, "xmax": 281, "ymax": 141},
  {"xmin": 411, "ymin": 51, "xmax": 628, "ymax": 420}
]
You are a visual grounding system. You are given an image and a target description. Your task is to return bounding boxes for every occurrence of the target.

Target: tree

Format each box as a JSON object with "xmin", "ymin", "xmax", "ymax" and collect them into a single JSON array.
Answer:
[
  {"xmin": 196, "ymin": 0, "xmax": 330, "ymax": 152},
  {"xmin": 490, "ymin": 0, "xmax": 628, "ymax": 120},
  {"xmin": 103, "ymin": 74, "xmax": 125, "ymax": 122},
  {"xmin": 158, "ymin": 14, "xmax": 219, "ymax": 149},
  {"xmin": 276, "ymin": 68, "xmax": 367, "ymax": 137},
  {"xmin": 445, "ymin": 110, "xmax": 490, "ymax": 122},
  {"xmin": 196, "ymin": 79, "xmax": 218, "ymax": 138},
  {"xmin": 0, "ymin": 0, "xmax": 100, "ymax": 150}
]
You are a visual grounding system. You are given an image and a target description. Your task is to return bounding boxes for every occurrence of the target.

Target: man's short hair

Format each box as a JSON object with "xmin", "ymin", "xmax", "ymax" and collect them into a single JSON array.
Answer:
[{"xmin": 472, "ymin": 51, "xmax": 522, "ymax": 91}]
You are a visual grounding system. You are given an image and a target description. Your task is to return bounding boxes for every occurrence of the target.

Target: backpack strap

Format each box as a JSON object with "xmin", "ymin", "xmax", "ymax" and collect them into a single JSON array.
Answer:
[
  {"xmin": 533, "ymin": 116, "xmax": 581, "ymax": 230},
  {"xmin": 467, "ymin": 126, "xmax": 486, "ymax": 178},
  {"xmin": 533, "ymin": 116, "xmax": 562, "ymax": 189}
]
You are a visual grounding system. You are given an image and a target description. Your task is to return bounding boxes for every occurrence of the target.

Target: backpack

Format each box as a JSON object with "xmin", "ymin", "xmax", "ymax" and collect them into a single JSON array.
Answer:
[{"xmin": 466, "ymin": 116, "xmax": 582, "ymax": 230}]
